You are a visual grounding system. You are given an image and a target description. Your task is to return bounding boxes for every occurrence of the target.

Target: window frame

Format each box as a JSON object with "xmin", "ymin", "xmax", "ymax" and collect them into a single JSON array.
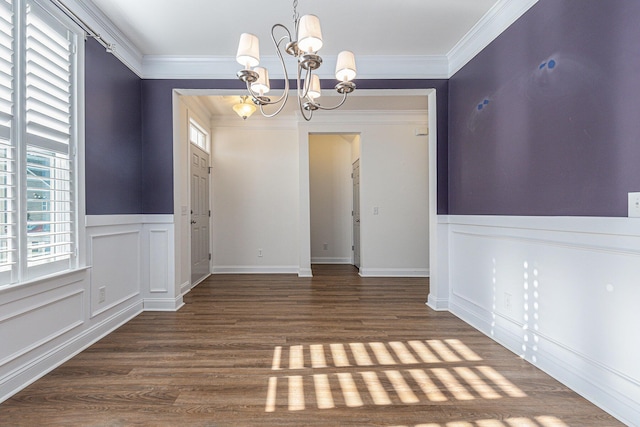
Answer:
[
  {"xmin": 0, "ymin": 0, "xmax": 85, "ymax": 290},
  {"xmin": 189, "ymin": 118, "xmax": 209, "ymax": 153}
]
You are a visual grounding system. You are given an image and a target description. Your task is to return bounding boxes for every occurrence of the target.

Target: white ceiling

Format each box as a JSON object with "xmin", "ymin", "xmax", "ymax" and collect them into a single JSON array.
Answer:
[
  {"xmin": 88, "ymin": 0, "xmax": 500, "ymax": 58},
  {"xmin": 81, "ymin": 0, "xmax": 533, "ymax": 118}
]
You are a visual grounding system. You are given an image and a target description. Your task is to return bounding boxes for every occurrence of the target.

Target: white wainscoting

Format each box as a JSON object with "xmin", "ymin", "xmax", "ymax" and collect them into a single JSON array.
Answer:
[
  {"xmin": 0, "ymin": 214, "xmax": 179, "ymax": 404},
  {"xmin": 87, "ymin": 215, "xmax": 180, "ymax": 312},
  {"xmin": 438, "ymin": 215, "xmax": 640, "ymax": 425}
]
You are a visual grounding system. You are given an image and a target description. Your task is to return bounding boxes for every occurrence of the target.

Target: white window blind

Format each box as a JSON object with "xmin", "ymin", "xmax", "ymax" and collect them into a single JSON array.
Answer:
[
  {"xmin": 25, "ymin": 3, "xmax": 73, "ymax": 273},
  {"xmin": 0, "ymin": 0, "xmax": 79, "ymax": 287},
  {"xmin": 0, "ymin": 0, "xmax": 14, "ymax": 283}
]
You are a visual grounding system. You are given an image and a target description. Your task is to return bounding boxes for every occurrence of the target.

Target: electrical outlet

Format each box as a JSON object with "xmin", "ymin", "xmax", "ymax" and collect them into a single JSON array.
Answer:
[
  {"xmin": 258, "ymin": 248, "xmax": 263, "ymax": 257},
  {"xmin": 629, "ymin": 192, "xmax": 640, "ymax": 217},
  {"xmin": 323, "ymin": 243, "xmax": 328, "ymax": 250},
  {"xmin": 98, "ymin": 286, "xmax": 106, "ymax": 303}
]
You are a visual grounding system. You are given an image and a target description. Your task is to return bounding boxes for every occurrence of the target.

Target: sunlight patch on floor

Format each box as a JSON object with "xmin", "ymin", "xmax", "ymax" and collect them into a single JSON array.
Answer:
[{"xmin": 265, "ymin": 339, "xmax": 528, "ymax": 413}]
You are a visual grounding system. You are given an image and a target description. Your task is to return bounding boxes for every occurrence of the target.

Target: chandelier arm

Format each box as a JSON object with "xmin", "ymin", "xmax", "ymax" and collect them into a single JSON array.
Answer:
[
  {"xmin": 249, "ymin": 25, "xmax": 296, "ymax": 118},
  {"xmin": 298, "ymin": 99, "xmax": 313, "ymax": 121},
  {"xmin": 309, "ymin": 91, "xmax": 350, "ymax": 111},
  {"xmin": 299, "ymin": 67, "xmax": 313, "ymax": 100}
]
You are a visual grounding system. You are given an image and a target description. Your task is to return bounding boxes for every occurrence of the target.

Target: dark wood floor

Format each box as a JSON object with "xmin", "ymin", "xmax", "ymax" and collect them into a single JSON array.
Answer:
[{"xmin": 0, "ymin": 265, "xmax": 622, "ymax": 426}]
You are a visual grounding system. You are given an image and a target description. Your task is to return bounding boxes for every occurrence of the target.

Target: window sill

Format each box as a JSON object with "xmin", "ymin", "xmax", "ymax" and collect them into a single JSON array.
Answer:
[{"xmin": 0, "ymin": 266, "xmax": 90, "ymax": 295}]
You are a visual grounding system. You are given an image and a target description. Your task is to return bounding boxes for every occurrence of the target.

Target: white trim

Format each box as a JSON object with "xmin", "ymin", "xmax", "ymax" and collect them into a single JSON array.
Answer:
[
  {"xmin": 448, "ymin": 0, "xmax": 539, "ymax": 76},
  {"xmin": 298, "ymin": 267, "xmax": 313, "ymax": 278},
  {"xmin": 180, "ymin": 280, "xmax": 192, "ymax": 296},
  {"xmin": 445, "ymin": 214, "xmax": 640, "ymax": 236},
  {"xmin": 212, "ymin": 266, "xmax": 299, "ymax": 275},
  {"xmin": 85, "ymin": 214, "xmax": 174, "ymax": 227},
  {"xmin": 142, "ymin": 54, "xmax": 450, "ymax": 80},
  {"xmin": 59, "ymin": 0, "xmax": 144, "ymax": 76},
  {"xmin": 310, "ymin": 257, "xmax": 352, "ymax": 264},
  {"xmin": 359, "ymin": 268, "xmax": 429, "ymax": 278},
  {"xmin": 425, "ymin": 296, "xmax": 448, "ymax": 312},
  {"xmin": 143, "ymin": 295, "xmax": 184, "ymax": 311}
]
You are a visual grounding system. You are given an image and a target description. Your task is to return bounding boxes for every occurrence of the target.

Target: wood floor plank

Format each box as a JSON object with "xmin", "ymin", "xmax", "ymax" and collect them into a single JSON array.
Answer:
[{"xmin": 0, "ymin": 265, "xmax": 623, "ymax": 426}]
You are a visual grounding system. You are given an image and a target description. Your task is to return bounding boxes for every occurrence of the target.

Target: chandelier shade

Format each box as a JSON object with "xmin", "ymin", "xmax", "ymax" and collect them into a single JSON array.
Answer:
[
  {"xmin": 307, "ymin": 74, "xmax": 321, "ymax": 99},
  {"xmin": 297, "ymin": 14, "xmax": 323, "ymax": 53},
  {"xmin": 236, "ymin": 33, "xmax": 260, "ymax": 68},
  {"xmin": 234, "ymin": 0, "xmax": 356, "ymax": 121},
  {"xmin": 335, "ymin": 50, "xmax": 357, "ymax": 82},
  {"xmin": 251, "ymin": 67, "xmax": 270, "ymax": 95}
]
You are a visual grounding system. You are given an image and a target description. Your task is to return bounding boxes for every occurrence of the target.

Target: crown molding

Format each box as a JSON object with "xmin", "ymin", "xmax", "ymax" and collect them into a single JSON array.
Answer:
[
  {"xmin": 142, "ymin": 54, "xmax": 449, "ymax": 80},
  {"xmin": 447, "ymin": 0, "xmax": 539, "ymax": 77},
  {"xmin": 68, "ymin": 0, "xmax": 537, "ymax": 80},
  {"xmin": 62, "ymin": 0, "xmax": 144, "ymax": 76}
]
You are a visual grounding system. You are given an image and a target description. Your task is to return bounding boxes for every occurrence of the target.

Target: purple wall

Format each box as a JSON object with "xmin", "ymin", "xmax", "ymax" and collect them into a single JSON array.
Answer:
[
  {"xmin": 85, "ymin": 38, "xmax": 143, "ymax": 214},
  {"xmin": 449, "ymin": 0, "xmax": 640, "ymax": 216},
  {"xmin": 142, "ymin": 79, "xmax": 449, "ymax": 214}
]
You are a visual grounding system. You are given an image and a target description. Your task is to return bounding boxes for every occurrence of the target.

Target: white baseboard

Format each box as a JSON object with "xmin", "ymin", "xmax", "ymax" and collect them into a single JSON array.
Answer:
[
  {"xmin": 310, "ymin": 257, "xmax": 352, "ymax": 264},
  {"xmin": 212, "ymin": 266, "xmax": 299, "ymax": 274},
  {"xmin": 359, "ymin": 268, "xmax": 430, "ymax": 277},
  {"xmin": 143, "ymin": 295, "xmax": 184, "ymax": 311},
  {"xmin": 180, "ymin": 280, "xmax": 192, "ymax": 296},
  {"xmin": 426, "ymin": 295, "xmax": 448, "ymax": 311},
  {"xmin": 298, "ymin": 267, "xmax": 313, "ymax": 278}
]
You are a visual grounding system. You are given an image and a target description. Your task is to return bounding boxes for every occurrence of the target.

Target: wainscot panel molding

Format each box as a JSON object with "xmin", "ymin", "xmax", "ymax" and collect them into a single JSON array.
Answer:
[
  {"xmin": 85, "ymin": 215, "xmax": 177, "ymax": 311},
  {"xmin": 441, "ymin": 214, "xmax": 640, "ymax": 425},
  {"xmin": 88, "ymin": 230, "xmax": 141, "ymax": 318},
  {"xmin": 148, "ymin": 229, "xmax": 170, "ymax": 293}
]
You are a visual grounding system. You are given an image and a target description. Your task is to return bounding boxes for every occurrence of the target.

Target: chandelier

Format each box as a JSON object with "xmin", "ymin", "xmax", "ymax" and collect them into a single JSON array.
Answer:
[{"xmin": 235, "ymin": 0, "xmax": 357, "ymax": 121}]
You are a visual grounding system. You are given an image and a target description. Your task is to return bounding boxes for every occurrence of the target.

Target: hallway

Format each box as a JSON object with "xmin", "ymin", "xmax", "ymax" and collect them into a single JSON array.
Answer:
[{"xmin": 0, "ymin": 266, "xmax": 620, "ymax": 426}]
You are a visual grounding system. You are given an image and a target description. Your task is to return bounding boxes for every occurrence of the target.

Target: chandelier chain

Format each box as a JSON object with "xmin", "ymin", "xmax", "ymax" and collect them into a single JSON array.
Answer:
[{"xmin": 292, "ymin": 0, "xmax": 300, "ymax": 32}]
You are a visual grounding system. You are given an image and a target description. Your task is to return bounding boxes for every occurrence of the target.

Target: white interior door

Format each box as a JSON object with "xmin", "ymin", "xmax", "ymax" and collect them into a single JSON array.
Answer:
[
  {"xmin": 352, "ymin": 159, "xmax": 360, "ymax": 268},
  {"xmin": 190, "ymin": 144, "xmax": 210, "ymax": 285}
]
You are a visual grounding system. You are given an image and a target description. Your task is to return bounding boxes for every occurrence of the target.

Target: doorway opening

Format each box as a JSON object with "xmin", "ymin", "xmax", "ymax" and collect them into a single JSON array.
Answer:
[{"xmin": 309, "ymin": 133, "xmax": 361, "ymax": 268}]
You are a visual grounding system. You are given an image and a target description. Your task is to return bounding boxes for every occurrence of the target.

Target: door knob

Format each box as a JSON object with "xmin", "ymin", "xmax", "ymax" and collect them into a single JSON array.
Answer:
[{"xmin": 190, "ymin": 220, "xmax": 196, "ymax": 224}]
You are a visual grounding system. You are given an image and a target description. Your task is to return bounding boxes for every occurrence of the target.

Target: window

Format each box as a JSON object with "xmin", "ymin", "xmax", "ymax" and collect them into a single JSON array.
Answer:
[
  {"xmin": 0, "ymin": 0, "xmax": 80, "ymax": 287},
  {"xmin": 189, "ymin": 119, "xmax": 209, "ymax": 152}
]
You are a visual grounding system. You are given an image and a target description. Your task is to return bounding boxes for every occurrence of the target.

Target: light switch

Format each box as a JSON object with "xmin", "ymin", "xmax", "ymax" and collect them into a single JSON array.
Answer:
[
  {"xmin": 373, "ymin": 206, "xmax": 379, "ymax": 215},
  {"xmin": 629, "ymin": 192, "xmax": 640, "ymax": 218}
]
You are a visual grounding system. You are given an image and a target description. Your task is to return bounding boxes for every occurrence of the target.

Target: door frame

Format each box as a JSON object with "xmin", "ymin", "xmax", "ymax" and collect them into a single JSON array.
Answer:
[
  {"xmin": 173, "ymin": 88, "xmax": 440, "ymax": 304},
  {"xmin": 188, "ymin": 118, "xmax": 212, "ymax": 286}
]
